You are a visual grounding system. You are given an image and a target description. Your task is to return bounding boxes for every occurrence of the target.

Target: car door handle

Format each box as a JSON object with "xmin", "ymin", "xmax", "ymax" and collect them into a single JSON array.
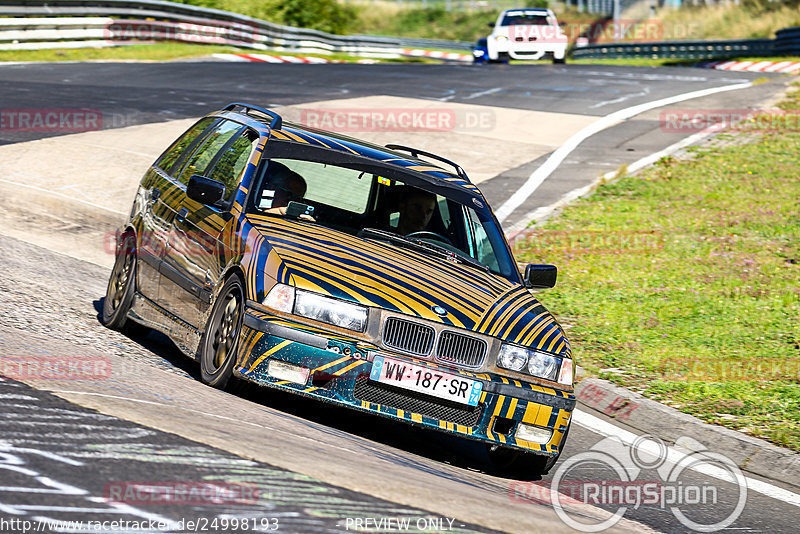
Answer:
[{"xmin": 175, "ymin": 207, "xmax": 189, "ymax": 223}]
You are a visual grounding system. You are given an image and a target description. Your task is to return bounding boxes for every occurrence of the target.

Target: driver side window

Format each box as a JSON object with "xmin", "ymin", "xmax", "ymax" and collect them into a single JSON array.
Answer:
[
  {"xmin": 207, "ymin": 130, "xmax": 259, "ymax": 201},
  {"xmin": 178, "ymin": 120, "xmax": 243, "ymax": 187}
]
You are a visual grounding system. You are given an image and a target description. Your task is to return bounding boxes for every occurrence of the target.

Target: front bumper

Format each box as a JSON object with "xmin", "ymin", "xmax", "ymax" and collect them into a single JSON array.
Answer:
[
  {"xmin": 236, "ymin": 308, "xmax": 575, "ymax": 456},
  {"xmin": 508, "ymin": 44, "xmax": 567, "ymax": 60}
]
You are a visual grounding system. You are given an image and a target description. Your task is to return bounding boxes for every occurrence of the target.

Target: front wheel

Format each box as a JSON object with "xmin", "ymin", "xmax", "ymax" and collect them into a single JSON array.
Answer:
[
  {"xmin": 200, "ymin": 276, "xmax": 245, "ymax": 389},
  {"xmin": 102, "ymin": 233, "xmax": 137, "ymax": 330},
  {"xmin": 553, "ymin": 56, "xmax": 566, "ymax": 64}
]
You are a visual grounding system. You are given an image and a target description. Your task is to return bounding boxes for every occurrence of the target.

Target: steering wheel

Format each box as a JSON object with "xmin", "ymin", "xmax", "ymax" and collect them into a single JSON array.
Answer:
[{"xmin": 406, "ymin": 231, "xmax": 453, "ymax": 246}]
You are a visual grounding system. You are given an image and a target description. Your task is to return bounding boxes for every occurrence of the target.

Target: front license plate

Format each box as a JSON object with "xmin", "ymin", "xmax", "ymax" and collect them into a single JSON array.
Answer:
[{"xmin": 369, "ymin": 355, "xmax": 483, "ymax": 407}]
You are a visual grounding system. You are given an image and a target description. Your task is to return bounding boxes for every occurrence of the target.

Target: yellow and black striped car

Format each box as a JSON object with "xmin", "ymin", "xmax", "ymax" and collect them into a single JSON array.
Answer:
[{"xmin": 103, "ymin": 103, "xmax": 575, "ymax": 475}]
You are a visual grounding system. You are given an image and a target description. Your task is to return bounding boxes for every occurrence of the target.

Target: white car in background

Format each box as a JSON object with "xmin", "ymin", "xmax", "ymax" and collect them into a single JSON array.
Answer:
[{"xmin": 478, "ymin": 7, "xmax": 568, "ymax": 64}]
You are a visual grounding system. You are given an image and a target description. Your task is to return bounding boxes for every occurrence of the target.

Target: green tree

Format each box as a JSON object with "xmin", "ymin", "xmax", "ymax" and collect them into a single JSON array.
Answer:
[{"xmin": 277, "ymin": 0, "xmax": 358, "ymax": 35}]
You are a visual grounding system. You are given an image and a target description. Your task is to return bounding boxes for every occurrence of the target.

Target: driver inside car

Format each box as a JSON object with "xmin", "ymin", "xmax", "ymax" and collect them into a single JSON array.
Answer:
[
  {"xmin": 395, "ymin": 188, "xmax": 436, "ymax": 235},
  {"xmin": 259, "ymin": 161, "xmax": 315, "ymax": 221}
]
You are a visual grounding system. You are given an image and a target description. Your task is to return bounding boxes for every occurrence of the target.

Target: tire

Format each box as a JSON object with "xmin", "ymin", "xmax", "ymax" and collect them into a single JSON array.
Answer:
[
  {"xmin": 553, "ymin": 57, "xmax": 566, "ymax": 64},
  {"xmin": 200, "ymin": 276, "xmax": 245, "ymax": 389},
  {"xmin": 102, "ymin": 233, "xmax": 137, "ymax": 331}
]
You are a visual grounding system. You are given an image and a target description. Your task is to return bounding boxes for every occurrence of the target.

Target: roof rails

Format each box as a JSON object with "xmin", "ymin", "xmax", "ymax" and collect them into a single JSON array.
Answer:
[
  {"xmin": 385, "ymin": 144, "xmax": 470, "ymax": 182},
  {"xmin": 224, "ymin": 102, "xmax": 282, "ymax": 130}
]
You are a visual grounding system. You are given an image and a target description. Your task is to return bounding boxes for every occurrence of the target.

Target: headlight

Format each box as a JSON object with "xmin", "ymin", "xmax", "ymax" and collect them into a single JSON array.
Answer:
[
  {"xmin": 294, "ymin": 290, "xmax": 367, "ymax": 332},
  {"xmin": 528, "ymin": 351, "xmax": 559, "ymax": 382},
  {"xmin": 497, "ymin": 343, "xmax": 573, "ymax": 385},
  {"xmin": 497, "ymin": 344, "xmax": 529, "ymax": 371},
  {"xmin": 263, "ymin": 284, "xmax": 367, "ymax": 332},
  {"xmin": 494, "ymin": 35, "xmax": 509, "ymax": 42}
]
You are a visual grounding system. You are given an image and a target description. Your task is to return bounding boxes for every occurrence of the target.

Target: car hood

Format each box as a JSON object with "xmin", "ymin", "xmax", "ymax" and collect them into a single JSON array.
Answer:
[{"xmin": 245, "ymin": 216, "xmax": 570, "ymax": 356}]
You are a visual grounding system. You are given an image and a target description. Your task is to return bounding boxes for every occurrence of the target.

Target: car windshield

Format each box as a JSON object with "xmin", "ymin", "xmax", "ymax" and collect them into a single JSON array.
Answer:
[
  {"xmin": 248, "ymin": 156, "xmax": 518, "ymax": 281},
  {"xmin": 501, "ymin": 12, "xmax": 552, "ymax": 26}
]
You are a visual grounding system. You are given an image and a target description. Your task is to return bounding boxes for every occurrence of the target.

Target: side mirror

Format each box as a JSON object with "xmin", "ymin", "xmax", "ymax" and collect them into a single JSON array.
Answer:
[
  {"xmin": 488, "ymin": 22, "xmax": 495, "ymax": 28},
  {"xmin": 523, "ymin": 264, "xmax": 557, "ymax": 289},
  {"xmin": 187, "ymin": 175, "xmax": 225, "ymax": 206}
]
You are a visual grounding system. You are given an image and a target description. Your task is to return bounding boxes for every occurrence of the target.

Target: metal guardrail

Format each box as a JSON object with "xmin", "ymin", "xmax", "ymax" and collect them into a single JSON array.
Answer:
[
  {"xmin": 572, "ymin": 27, "xmax": 799, "ymax": 60},
  {"xmin": 0, "ymin": 1, "xmax": 794, "ymax": 60},
  {"xmin": 0, "ymin": 0, "xmax": 472, "ymax": 53},
  {"xmin": 775, "ymin": 26, "xmax": 800, "ymax": 56}
]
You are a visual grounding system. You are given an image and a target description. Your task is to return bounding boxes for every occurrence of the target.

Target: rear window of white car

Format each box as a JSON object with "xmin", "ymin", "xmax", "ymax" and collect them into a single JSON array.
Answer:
[{"xmin": 501, "ymin": 11, "xmax": 552, "ymax": 26}]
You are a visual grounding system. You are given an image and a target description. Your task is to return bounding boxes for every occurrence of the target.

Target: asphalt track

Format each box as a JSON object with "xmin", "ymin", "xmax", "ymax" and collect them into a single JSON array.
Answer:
[{"xmin": 0, "ymin": 61, "xmax": 798, "ymax": 533}]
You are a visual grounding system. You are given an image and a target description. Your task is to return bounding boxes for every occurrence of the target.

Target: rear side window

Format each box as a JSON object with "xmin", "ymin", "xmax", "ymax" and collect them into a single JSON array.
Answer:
[
  {"xmin": 179, "ymin": 120, "xmax": 243, "ymax": 186},
  {"xmin": 154, "ymin": 118, "xmax": 215, "ymax": 175},
  {"xmin": 207, "ymin": 130, "xmax": 259, "ymax": 201}
]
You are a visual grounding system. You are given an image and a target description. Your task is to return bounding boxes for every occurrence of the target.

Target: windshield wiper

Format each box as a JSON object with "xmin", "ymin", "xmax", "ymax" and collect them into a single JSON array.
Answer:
[
  {"xmin": 358, "ymin": 228, "xmax": 489, "ymax": 273},
  {"xmin": 412, "ymin": 238, "xmax": 490, "ymax": 272}
]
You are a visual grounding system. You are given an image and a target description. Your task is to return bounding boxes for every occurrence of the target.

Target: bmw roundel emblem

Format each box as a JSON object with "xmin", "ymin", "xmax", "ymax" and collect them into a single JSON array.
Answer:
[{"xmin": 432, "ymin": 305, "xmax": 447, "ymax": 317}]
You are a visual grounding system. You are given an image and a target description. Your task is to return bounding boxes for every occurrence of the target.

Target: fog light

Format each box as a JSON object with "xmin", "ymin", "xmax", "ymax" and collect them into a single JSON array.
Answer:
[
  {"xmin": 515, "ymin": 423, "xmax": 553, "ymax": 444},
  {"xmin": 267, "ymin": 360, "xmax": 310, "ymax": 385}
]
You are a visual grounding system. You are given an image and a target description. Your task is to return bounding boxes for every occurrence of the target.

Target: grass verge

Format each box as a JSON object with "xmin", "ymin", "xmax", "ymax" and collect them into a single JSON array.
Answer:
[
  {"xmin": 0, "ymin": 43, "xmax": 242, "ymax": 63},
  {"xmin": 513, "ymin": 84, "xmax": 800, "ymax": 451}
]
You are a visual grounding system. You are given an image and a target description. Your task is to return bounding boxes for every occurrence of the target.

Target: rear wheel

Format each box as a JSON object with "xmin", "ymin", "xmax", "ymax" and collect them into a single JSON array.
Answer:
[
  {"xmin": 200, "ymin": 276, "xmax": 245, "ymax": 389},
  {"xmin": 553, "ymin": 56, "xmax": 566, "ymax": 64},
  {"xmin": 102, "ymin": 233, "xmax": 137, "ymax": 330}
]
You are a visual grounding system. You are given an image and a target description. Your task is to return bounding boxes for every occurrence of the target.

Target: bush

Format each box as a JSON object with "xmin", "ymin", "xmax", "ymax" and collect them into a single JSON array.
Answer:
[
  {"xmin": 276, "ymin": 0, "xmax": 358, "ymax": 35},
  {"xmin": 170, "ymin": 0, "xmax": 357, "ymax": 35}
]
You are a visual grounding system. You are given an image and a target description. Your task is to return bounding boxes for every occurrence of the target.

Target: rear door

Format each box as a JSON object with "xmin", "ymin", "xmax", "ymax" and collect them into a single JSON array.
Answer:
[{"xmin": 137, "ymin": 118, "xmax": 217, "ymax": 302}]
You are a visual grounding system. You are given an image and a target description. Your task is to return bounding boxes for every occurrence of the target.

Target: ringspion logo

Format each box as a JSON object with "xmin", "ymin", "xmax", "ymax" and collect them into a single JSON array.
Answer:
[{"xmin": 511, "ymin": 434, "xmax": 747, "ymax": 532}]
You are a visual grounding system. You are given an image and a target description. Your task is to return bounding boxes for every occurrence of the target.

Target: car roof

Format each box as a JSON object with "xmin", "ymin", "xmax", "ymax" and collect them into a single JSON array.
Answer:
[
  {"xmin": 502, "ymin": 8, "xmax": 551, "ymax": 14},
  {"xmin": 212, "ymin": 104, "xmax": 483, "ymax": 197}
]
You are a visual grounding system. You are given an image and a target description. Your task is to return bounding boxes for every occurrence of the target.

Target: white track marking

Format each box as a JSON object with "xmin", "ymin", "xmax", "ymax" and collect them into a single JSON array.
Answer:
[
  {"xmin": 0, "ymin": 445, "xmax": 84, "ymax": 466},
  {"xmin": 573, "ymin": 409, "xmax": 800, "ymax": 508},
  {"xmin": 494, "ymin": 81, "xmax": 753, "ymax": 222},
  {"xmin": 464, "ymin": 87, "xmax": 504, "ymax": 100},
  {"xmin": 589, "ymin": 86, "xmax": 651, "ymax": 109},
  {"xmin": 504, "ymin": 129, "xmax": 712, "ymax": 234}
]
